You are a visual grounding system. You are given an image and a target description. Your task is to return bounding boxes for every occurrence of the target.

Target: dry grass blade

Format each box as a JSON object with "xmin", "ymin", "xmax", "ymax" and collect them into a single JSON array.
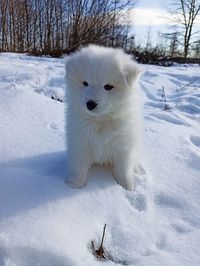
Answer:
[{"xmin": 91, "ymin": 224, "xmax": 107, "ymax": 260}]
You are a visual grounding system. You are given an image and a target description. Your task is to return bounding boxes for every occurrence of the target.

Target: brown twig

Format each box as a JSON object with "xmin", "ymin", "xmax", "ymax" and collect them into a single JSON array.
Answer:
[{"xmin": 91, "ymin": 224, "xmax": 107, "ymax": 260}]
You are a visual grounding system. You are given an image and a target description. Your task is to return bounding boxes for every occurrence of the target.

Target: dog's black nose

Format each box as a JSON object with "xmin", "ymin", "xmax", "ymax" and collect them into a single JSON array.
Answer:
[{"xmin": 86, "ymin": 100, "xmax": 97, "ymax": 110}]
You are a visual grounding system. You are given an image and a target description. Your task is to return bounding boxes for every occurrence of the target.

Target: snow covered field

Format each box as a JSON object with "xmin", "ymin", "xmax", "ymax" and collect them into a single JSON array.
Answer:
[{"xmin": 0, "ymin": 53, "xmax": 200, "ymax": 266}]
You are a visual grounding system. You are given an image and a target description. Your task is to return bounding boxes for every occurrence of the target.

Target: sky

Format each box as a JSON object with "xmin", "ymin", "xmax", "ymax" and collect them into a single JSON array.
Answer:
[
  {"xmin": 131, "ymin": 0, "xmax": 200, "ymax": 47},
  {"xmin": 130, "ymin": 0, "xmax": 170, "ymax": 46},
  {"xmin": 137, "ymin": 0, "xmax": 162, "ymax": 9},
  {"xmin": 134, "ymin": 0, "xmax": 168, "ymax": 26}
]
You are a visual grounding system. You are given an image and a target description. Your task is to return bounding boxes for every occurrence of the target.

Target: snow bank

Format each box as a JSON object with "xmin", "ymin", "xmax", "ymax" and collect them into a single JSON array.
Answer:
[{"xmin": 0, "ymin": 53, "xmax": 200, "ymax": 265}]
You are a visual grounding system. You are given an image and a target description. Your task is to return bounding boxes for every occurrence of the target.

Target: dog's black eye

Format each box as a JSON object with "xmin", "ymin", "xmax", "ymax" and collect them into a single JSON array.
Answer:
[
  {"xmin": 104, "ymin": 84, "xmax": 114, "ymax": 91},
  {"xmin": 83, "ymin": 81, "xmax": 89, "ymax": 87}
]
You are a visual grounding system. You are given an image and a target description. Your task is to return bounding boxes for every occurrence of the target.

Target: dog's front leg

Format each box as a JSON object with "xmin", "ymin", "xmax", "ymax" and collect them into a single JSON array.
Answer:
[
  {"xmin": 112, "ymin": 149, "xmax": 137, "ymax": 191},
  {"xmin": 66, "ymin": 142, "xmax": 91, "ymax": 189}
]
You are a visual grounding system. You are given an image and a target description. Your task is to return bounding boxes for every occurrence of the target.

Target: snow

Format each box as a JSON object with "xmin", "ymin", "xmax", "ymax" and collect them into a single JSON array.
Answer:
[{"xmin": 0, "ymin": 53, "xmax": 200, "ymax": 266}]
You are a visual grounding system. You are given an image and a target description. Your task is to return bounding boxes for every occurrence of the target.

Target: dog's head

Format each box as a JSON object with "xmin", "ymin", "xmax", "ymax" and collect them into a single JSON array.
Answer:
[{"xmin": 65, "ymin": 45, "xmax": 141, "ymax": 117}]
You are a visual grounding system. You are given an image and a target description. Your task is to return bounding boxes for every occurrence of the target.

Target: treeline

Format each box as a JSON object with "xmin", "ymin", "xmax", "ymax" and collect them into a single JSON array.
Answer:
[
  {"xmin": 0, "ymin": 0, "xmax": 199, "ymax": 64},
  {"xmin": 0, "ymin": 0, "xmax": 134, "ymax": 56}
]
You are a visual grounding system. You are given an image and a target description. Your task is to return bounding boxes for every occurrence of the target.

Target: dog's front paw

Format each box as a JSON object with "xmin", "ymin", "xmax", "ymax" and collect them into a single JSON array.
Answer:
[
  {"xmin": 134, "ymin": 164, "xmax": 146, "ymax": 175},
  {"xmin": 65, "ymin": 179, "xmax": 87, "ymax": 189},
  {"xmin": 113, "ymin": 171, "xmax": 135, "ymax": 191},
  {"xmin": 119, "ymin": 179, "xmax": 135, "ymax": 191},
  {"xmin": 65, "ymin": 174, "xmax": 88, "ymax": 189},
  {"xmin": 112, "ymin": 159, "xmax": 137, "ymax": 191}
]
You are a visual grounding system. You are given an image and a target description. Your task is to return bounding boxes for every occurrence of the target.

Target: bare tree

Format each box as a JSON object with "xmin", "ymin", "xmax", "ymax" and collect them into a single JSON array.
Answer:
[
  {"xmin": 191, "ymin": 39, "xmax": 200, "ymax": 58},
  {"xmin": 145, "ymin": 25, "xmax": 152, "ymax": 52},
  {"xmin": 162, "ymin": 31, "xmax": 180, "ymax": 57},
  {"xmin": 0, "ymin": 0, "xmax": 137, "ymax": 55},
  {"xmin": 165, "ymin": 0, "xmax": 200, "ymax": 61}
]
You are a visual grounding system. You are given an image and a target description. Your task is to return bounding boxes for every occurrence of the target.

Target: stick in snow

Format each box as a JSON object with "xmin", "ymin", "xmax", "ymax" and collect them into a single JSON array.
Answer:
[{"xmin": 91, "ymin": 224, "xmax": 107, "ymax": 260}]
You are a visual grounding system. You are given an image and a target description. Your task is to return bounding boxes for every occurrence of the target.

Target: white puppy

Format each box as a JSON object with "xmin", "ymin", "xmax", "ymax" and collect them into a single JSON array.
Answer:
[{"xmin": 65, "ymin": 45, "xmax": 142, "ymax": 191}]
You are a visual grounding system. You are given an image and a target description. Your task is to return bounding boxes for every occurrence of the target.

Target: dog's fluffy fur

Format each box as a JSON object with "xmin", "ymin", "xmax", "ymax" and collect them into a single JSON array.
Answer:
[{"xmin": 65, "ymin": 45, "xmax": 142, "ymax": 191}]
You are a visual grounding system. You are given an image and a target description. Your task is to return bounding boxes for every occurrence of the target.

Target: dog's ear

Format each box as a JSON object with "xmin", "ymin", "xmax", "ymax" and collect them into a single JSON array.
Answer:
[{"xmin": 123, "ymin": 62, "xmax": 141, "ymax": 87}]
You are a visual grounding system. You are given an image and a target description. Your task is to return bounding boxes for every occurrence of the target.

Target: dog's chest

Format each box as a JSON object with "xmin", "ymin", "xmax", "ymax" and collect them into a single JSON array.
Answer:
[{"xmin": 88, "ymin": 123, "xmax": 118, "ymax": 164}]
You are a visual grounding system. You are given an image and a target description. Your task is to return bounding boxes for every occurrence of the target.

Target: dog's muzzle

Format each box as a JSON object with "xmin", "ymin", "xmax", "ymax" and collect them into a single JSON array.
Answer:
[{"xmin": 86, "ymin": 100, "xmax": 98, "ymax": 111}]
